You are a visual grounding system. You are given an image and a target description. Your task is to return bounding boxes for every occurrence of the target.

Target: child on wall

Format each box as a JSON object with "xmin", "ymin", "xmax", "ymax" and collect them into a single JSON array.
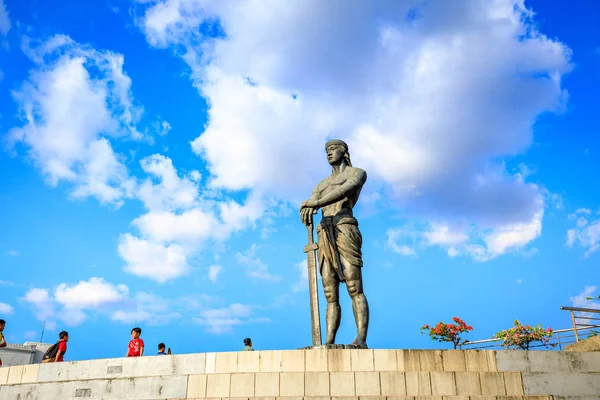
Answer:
[
  {"xmin": 42, "ymin": 331, "xmax": 69, "ymax": 363},
  {"xmin": 55, "ymin": 331, "xmax": 69, "ymax": 362},
  {"xmin": 126, "ymin": 327, "xmax": 144, "ymax": 357}
]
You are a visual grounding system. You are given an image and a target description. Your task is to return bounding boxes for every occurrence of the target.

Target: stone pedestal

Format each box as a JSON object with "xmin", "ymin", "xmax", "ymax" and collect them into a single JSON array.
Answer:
[{"xmin": 1, "ymin": 349, "xmax": 600, "ymax": 399}]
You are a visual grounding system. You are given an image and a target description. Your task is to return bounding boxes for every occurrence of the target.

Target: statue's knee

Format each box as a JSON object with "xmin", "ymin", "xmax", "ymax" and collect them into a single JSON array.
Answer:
[
  {"xmin": 323, "ymin": 286, "xmax": 338, "ymax": 302},
  {"xmin": 346, "ymin": 280, "xmax": 363, "ymax": 298}
]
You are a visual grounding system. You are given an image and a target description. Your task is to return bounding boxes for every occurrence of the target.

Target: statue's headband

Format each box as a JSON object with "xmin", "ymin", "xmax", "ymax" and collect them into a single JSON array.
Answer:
[{"xmin": 325, "ymin": 139, "xmax": 348, "ymax": 151}]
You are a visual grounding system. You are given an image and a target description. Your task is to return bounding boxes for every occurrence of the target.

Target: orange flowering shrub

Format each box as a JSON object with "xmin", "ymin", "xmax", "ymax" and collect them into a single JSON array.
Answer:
[{"xmin": 420, "ymin": 317, "xmax": 473, "ymax": 349}]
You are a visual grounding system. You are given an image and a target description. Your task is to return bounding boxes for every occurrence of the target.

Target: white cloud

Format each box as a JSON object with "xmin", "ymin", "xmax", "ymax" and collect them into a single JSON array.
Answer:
[
  {"xmin": 0, "ymin": 280, "xmax": 14, "ymax": 286},
  {"xmin": 550, "ymin": 193, "xmax": 564, "ymax": 210},
  {"xmin": 208, "ymin": 265, "xmax": 222, "ymax": 283},
  {"xmin": 387, "ymin": 203, "xmax": 543, "ymax": 261},
  {"xmin": 137, "ymin": 154, "xmax": 198, "ymax": 212},
  {"xmin": 195, "ymin": 303, "xmax": 256, "ymax": 334},
  {"xmin": 133, "ymin": 208, "xmax": 219, "ymax": 243},
  {"xmin": 423, "ymin": 225, "xmax": 469, "ymax": 247},
  {"xmin": 0, "ymin": 302, "xmax": 14, "ymax": 315},
  {"xmin": 8, "ymin": 35, "xmax": 142, "ymax": 207},
  {"xmin": 565, "ymin": 212, "xmax": 600, "ymax": 258},
  {"xmin": 23, "ymin": 278, "xmax": 128, "ymax": 326},
  {"xmin": 134, "ymin": 0, "xmax": 571, "ymax": 257},
  {"xmin": 386, "ymin": 227, "xmax": 419, "ymax": 257},
  {"xmin": 479, "ymin": 208, "xmax": 543, "ymax": 260},
  {"xmin": 22, "ymin": 278, "xmax": 185, "ymax": 328},
  {"xmin": 188, "ymin": 170, "xmax": 201, "ymax": 182},
  {"xmin": 154, "ymin": 119, "xmax": 172, "ymax": 136},
  {"xmin": 23, "ymin": 288, "xmax": 57, "ymax": 330},
  {"xmin": 118, "ymin": 234, "xmax": 190, "ymax": 283},
  {"xmin": 20, "ymin": 274, "xmax": 262, "ymax": 334},
  {"xmin": 111, "ymin": 292, "xmax": 179, "ymax": 325},
  {"xmin": 119, "ymin": 153, "xmax": 267, "ymax": 282},
  {"xmin": 236, "ymin": 244, "xmax": 281, "ymax": 282},
  {"xmin": 0, "ymin": 0, "xmax": 10, "ymax": 36},
  {"xmin": 292, "ymin": 260, "xmax": 308, "ymax": 293},
  {"xmin": 54, "ymin": 277, "xmax": 128, "ymax": 309}
]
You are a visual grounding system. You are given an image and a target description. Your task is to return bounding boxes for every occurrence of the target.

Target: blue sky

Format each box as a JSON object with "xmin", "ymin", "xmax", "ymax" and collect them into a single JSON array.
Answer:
[{"xmin": 0, "ymin": 0, "xmax": 599, "ymax": 361}]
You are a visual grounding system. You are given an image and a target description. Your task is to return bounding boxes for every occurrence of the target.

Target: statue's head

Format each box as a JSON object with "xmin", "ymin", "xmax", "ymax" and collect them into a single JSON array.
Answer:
[{"xmin": 325, "ymin": 139, "xmax": 352, "ymax": 167}]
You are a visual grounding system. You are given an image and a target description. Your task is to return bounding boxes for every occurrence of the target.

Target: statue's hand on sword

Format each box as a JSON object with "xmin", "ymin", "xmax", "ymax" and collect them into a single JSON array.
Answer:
[{"xmin": 300, "ymin": 201, "xmax": 319, "ymax": 226}]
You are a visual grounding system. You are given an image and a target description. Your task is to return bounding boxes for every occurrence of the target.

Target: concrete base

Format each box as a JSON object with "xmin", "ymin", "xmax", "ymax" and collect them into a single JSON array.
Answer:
[{"xmin": 0, "ymin": 349, "xmax": 599, "ymax": 399}]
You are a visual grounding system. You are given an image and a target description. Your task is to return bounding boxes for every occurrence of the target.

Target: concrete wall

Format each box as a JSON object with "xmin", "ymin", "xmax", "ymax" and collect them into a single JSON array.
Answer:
[
  {"xmin": 0, "ymin": 349, "xmax": 597, "ymax": 399},
  {"xmin": 496, "ymin": 350, "xmax": 600, "ymax": 398},
  {"xmin": 0, "ymin": 342, "xmax": 52, "ymax": 367},
  {"xmin": 0, "ymin": 344, "xmax": 35, "ymax": 367}
]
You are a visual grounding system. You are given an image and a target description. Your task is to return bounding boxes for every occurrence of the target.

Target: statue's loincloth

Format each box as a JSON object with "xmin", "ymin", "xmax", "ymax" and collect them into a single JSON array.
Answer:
[{"xmin": 317, "ymin": 211, "xmax": 363, "ymax": 282}]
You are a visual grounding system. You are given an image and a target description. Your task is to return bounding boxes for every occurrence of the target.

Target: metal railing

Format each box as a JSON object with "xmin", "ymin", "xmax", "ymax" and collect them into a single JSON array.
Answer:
[
  {"xmin": 458, "ymin": 306, "xmax": 600, "ymax": 350},
  {"xmin": 560, "ymin": 306, "xmax": 600, "ymax": 342},
  {"xmin": 457, "ymin": 325, "xmax": 599, "ymax": 350}
]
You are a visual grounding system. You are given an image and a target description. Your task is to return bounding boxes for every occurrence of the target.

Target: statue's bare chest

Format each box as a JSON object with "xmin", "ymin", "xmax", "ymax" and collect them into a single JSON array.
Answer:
[{"xmin": 318, "ymin": 172, "xmax": 349, "ymax": 195}]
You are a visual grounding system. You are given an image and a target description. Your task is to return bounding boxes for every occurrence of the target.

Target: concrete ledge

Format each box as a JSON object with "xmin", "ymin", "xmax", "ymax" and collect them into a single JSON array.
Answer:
[
  {"xmin": 0, "ymin": 349, "xmax": 502, "ymax": 385},
  {"xmin": 0, "ymin": 375, "xmax": 187, "ymax": 400},
  {"xmin": 1, "ymin": 349, "xmax": 599, "ymax": 399},
  {"xmin": 496, "ymin": 350, "xmax": 600, "ymax": 373}
]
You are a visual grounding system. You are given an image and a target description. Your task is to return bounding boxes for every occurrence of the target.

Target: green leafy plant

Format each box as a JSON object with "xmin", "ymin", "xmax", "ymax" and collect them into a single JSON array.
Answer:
[
  {"xmin": 420, "ymin": 317, "xmax": 473, "ymax": 349},
  {"xmin": 493, "ymin": 320, "xmax": 554, "ymax": 350}
]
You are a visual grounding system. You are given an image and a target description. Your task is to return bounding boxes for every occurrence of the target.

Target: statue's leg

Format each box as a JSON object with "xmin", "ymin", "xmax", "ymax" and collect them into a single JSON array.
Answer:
[
  {"xmin": 322, "ymin": 261, "xmax": 341, "ymax": 345},
  {"xmin": 343, "ymin": 260, "xmax": 369, "ymax": 348}
]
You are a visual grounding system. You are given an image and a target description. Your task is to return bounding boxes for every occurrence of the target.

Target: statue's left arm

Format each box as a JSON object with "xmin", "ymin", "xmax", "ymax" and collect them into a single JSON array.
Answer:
[{"xmin": 315, "ymin": 168, "xmax": 367, "ymax": 209}]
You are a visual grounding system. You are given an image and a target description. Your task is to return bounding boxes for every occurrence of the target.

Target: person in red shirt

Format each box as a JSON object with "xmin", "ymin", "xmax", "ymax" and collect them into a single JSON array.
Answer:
[
  {"xmin": 55, "ymin": 331, "xmax": 69, "ymax": 362},
  {"xmin": 0, "ymin": 319, "xmax": 7, "ymax": 367},
  {"xmin": 126, "ymin": 327, "xmax": 144, "ymax": 357}
]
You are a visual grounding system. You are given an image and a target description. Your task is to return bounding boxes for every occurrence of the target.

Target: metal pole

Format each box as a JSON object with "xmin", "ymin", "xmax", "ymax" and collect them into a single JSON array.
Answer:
[
  {"xmin": 40, "ymin": 321, "xmax": 46, "ymax": 343},
  {"xmin": 570, "ymin": 311, "xmax": 579, "ymax": 342},
  {"xmin": 304, "ymin": 219, "xmax": 322, "ymax": 347}
]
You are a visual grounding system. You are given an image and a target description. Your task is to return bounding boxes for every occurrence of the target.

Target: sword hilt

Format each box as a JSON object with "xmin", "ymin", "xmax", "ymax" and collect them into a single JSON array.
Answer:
[{"xmin": 303, "ymin": 243, "xmax": 318, "ymax": 253}]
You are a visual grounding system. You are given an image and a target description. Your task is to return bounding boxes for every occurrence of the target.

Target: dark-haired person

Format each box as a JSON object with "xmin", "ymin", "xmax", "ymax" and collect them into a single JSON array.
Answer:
[
  {"xmin": 54, "ymin": 331, "xmax": 69, "ymax": 362},
  {"xmin": 157, "ymin": 343, "xmax": 167, "ymax": 355},
  {"xmin": 0, "ymin": 319, "xmax": 6, "ymax": 366},
  {"xmin": 243, "ymin": 337, "xmax": 254, "ymax": 351},
  {"xmin": 126, "ymin": 327, "xmax": 144, "ymax": 357}
]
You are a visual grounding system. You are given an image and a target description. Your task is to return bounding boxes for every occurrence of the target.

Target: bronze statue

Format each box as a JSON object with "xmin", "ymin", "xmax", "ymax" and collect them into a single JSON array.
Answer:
[{"xmin": 301, "ymin": 139, "xmax": 369, "ymax": 348}]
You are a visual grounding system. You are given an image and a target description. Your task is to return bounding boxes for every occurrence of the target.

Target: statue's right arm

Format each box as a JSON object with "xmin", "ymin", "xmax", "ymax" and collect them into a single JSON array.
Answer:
[{"xmin": 300, "ymin": 184, "xmax": 321, "ymax": 225}]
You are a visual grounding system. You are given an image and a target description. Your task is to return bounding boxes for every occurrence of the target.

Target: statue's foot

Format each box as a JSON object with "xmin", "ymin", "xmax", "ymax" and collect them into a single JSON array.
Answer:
[{"xmin": 348, "ymin": 339, "xmax": 368, "ymax": 349}]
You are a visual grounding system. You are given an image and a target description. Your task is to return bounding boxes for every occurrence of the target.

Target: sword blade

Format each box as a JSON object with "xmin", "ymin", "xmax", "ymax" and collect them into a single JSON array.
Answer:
[{"xmin": 303, "ymin": 221, "xmax": 322, "ymax": 346}]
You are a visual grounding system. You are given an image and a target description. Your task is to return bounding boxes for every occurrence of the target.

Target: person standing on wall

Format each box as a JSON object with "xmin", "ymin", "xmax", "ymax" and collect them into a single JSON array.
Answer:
[
  {"xmin": 55, "ymin": 331, "xmax": 69, "ymax": 362},
  {"xmin": 126, "ymin": 327, "xmax": 144, "ymax": 357},
  {"xmin": 0, "ymin": 319, "xmax": 6, "ymax": 367},
  {"xmin": 42, "ymin": 331, "xmax": 69, "ymax": 363},
  {"xmin": 243, "ymin": 338, "xmax": 254, "ymax": 351}
]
